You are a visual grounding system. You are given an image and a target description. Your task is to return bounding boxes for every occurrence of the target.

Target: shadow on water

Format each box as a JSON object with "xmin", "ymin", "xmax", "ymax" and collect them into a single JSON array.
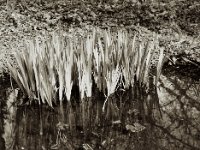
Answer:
[{"xmin": 1, "ymin": 71, "xmax": 200, "ymax": 150}]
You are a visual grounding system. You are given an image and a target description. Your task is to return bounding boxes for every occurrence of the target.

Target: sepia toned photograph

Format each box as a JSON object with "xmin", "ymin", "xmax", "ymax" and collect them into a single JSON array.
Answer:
[{"xmin": 0, "ymin": 0, "xmax": 200, "ymax": 149}]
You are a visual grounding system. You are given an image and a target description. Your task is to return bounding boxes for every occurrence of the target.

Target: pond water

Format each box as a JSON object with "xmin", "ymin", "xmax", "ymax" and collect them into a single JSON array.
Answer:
[{"xmin": 0, "ymin": 70, "xmax": 200, "ymax": 150}]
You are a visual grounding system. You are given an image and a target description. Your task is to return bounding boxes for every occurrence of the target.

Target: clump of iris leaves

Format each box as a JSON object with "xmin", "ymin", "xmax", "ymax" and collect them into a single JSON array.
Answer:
[{"xmin": 7, "ymin": 26, "xmax": 165, "ymax": 108}]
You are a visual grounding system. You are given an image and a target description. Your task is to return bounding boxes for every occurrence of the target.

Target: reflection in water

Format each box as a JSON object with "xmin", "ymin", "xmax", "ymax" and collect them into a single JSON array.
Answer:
[
  {"xmin": 0, "ymin": 89, "xmax": 6, "ymax": 150},
  {"xmin": 0, "ymin": 73, "xmax": 15, "ymax": 150},
  {"xmin": 0, "ymin": 73, "xmax": 200, "ymax": 150},
  {"xmin": 3, "ymin": 89, "xmax": 18, "ymax": 150},
  {"xmin": 157, "ymin": 74, "xmax": 200, "ymax": 149}
]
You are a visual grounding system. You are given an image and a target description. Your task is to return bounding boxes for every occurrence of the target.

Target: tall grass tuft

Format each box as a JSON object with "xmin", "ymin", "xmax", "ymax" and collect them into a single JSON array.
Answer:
[{"xmin": 8, "ymin": 27, "xmax": 165, "ymax": 107}]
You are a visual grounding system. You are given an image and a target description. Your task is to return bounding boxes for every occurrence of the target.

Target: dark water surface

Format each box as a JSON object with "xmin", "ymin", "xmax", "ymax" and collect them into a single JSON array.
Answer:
[{"xmin": 0, "ymin": 72, "xmax": 200, "ymax": 150}]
